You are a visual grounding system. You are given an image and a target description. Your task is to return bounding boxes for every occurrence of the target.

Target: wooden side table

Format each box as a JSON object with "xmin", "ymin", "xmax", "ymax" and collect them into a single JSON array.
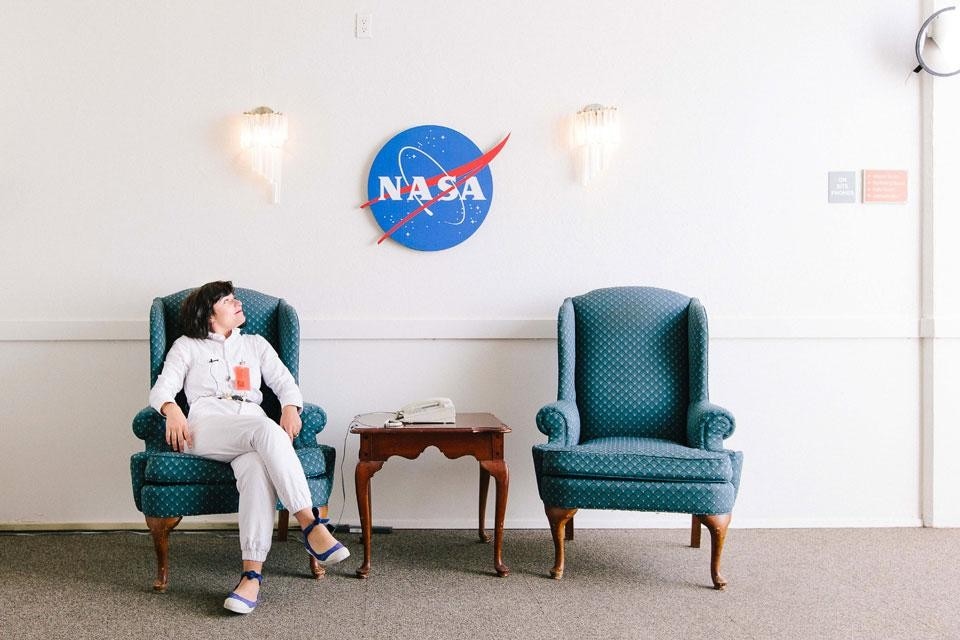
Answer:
[{"xmin": 350, "ymin": 412, "xmax": 511, "ymax": 578}]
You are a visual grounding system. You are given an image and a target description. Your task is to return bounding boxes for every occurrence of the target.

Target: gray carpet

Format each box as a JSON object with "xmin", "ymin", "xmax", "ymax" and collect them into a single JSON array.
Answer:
[{"xmin": 1, "ymin": 527, "xmax": 958, "ymax": 639}]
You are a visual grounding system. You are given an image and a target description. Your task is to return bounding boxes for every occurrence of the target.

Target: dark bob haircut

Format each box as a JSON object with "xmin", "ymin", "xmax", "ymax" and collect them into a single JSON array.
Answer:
[{"xmin": 180, "ymin": 281, "xmax": 236, "ymax": 339}]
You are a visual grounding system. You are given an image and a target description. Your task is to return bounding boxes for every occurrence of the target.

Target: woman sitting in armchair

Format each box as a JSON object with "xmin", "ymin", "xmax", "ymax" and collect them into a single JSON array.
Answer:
[{"xmin": 149, "ymin": 280, "xmax": 349, "ymax": 614}]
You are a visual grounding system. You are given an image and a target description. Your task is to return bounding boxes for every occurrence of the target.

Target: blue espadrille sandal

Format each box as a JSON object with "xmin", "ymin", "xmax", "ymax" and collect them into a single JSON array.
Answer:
[
  {"xmin": 303, "ymin": 507, "xmax": 350, "ymax": 566},
  {"xmin": 223, "ymin": 570, "xmax": 262, "ymax": 614}
]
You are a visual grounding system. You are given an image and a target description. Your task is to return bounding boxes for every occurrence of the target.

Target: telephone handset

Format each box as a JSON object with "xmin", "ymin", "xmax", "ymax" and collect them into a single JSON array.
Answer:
[{"xmin": 395, "ymin": 397, "xmax": 456, "ymax": 424}]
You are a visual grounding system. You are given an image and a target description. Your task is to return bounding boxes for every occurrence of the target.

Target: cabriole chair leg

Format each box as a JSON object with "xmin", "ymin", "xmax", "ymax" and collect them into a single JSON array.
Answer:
[
  {"xmin": 545, "ymin": 506, "xmax": 577, "ymax": 579},
  {"xmin": 699, "ymin": 513, "xmax": 732, "ymax": 590},
  {"xmin": 145, "ymin": 516, "xmax": 182, "ymax": 592}
]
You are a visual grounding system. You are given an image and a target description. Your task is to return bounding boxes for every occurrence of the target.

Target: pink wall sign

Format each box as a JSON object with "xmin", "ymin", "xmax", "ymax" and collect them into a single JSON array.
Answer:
[{"xmin": 863, "ymin": 170, "xmax": 908, "ymax": 203}]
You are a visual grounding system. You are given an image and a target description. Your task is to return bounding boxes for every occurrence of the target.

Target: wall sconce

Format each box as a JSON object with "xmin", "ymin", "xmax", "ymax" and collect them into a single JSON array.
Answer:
[
  {"xmin": 914, "ymin": 5, "xmax": 960, "ymax": 77},
  {"xmin": 573, "ymin": 104, "xmax": 620, "ymax": 186},
  {"xmin": 240, "ymin": 106, "xmax": 288, "ymax": 203}
]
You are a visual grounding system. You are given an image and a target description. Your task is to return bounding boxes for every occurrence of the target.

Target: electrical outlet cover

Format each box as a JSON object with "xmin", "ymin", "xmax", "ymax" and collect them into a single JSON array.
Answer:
[{"xmin": 356, "ymin": 13, "xmax": 372, "ymax": 38}]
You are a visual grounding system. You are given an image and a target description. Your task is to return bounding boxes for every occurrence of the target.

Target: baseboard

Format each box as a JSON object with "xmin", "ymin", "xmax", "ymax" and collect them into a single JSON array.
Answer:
[
  {"xmin": 0, "ymin": 315, "xmax": 936, "ymax": 342},
  {"xmin": 366, "ymin": 513, "xmax": 929, "ymax": 529},
  {"xmin": 729, "ymin": 516, "xmax": 925, "ymax": 528},
  {"xmin": 0, "ymin": 516, "xmax": 934, "ymax": 532},
  {"xmin": 0, "ymin": 522, "xmax": 238, "ymax": 532}
]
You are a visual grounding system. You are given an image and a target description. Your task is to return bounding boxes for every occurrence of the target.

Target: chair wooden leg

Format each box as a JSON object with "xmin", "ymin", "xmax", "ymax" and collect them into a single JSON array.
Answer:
[
  {"xmin": 310, "ymin": 556, "xmax": 325, "ymax": 579},
  {"xmin": 145, "ymin": 516, "xmax": 181, "ymax": 593},
  {"xmin": 545, "ymin": 506, "xmax": 577, "ymax": 579},
  {"xmin": 699, "ymin": 513, "xmax": 732, "ymax": 590},
  {"xmin": 565, "ymin": 515, "xmax": 574, "ymax": 541},
  {"xmin": 276, "ymin": 508, "xmax": 290, "ymax": 541},
  {"xmin": 690, "ymin": 514, "xmax": 702, "ymax": 548}
]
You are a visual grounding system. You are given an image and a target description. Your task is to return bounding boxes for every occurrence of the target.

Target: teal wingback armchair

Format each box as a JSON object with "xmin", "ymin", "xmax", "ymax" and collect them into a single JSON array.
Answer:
[
  {"xmin": 130, "ymin": 287, "xmax": 335, "ymax": 591},
  {"xmin": 532, "ymin": 287, "xmax": 743, "ymax": 589}
]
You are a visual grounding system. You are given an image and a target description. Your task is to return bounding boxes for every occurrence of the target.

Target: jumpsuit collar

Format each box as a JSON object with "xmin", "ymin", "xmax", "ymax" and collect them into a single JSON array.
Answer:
[{"xmin": 206, "ymin": 329, "xmax": 242, "ymax": 343}]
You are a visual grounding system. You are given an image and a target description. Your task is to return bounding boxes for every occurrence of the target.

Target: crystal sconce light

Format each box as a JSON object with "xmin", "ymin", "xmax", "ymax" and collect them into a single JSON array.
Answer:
[
  {"xmin": 573, "ymin": 104, "xmax": 620, "ymax": 186},
  {"xmin": 240, "ymin": 106, "xmax": 288, "ymax": 203}
]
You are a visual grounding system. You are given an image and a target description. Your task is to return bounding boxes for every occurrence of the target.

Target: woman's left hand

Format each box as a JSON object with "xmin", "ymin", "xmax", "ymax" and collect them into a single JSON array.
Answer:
[{"xmin": 280, "ymin": 405, "xmax": 302, "ymax": 442}]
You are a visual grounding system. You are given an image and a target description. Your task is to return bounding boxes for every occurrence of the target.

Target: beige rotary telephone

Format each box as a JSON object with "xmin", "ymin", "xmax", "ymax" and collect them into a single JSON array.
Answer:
[{"xmin": 396, "ymin": 397, "xmax": 456, "ymax": 424}]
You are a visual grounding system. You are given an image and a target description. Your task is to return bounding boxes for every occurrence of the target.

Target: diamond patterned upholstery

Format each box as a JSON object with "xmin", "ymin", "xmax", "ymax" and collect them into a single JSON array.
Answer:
[
  {"xmin": 139, "ymin": 447, "xmax": 333, "ymax": 485},
  {"xmin": 533, "ymin": 287, "xmax": 742, "ymax": 516},
  {"xmin": 131, "ymin": 287, "xmax": 335, "ymax": 520},
  {"xmin": 538, "ymin": 437, "xmax": 733, "ymax": 482}
]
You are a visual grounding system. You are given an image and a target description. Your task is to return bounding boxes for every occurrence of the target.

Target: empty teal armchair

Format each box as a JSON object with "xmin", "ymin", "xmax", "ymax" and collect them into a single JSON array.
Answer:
[
  {"xmin": 130, "ymin": 288, "xmax": 335, "ymax": 591},
  {"xmin": 532, "ymin": 287, "xmax": 743, "ymax": 589}
]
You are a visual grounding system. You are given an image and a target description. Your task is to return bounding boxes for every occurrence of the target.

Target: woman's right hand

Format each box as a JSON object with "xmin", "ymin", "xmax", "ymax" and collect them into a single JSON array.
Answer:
[{"xmin": 161, "ymin": 402, "xmax": 193, "ymax": 452}]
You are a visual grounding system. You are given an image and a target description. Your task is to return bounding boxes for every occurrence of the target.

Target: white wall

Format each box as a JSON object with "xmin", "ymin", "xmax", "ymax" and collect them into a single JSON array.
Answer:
[{"xmin": 0, "ymin": 1, "xmax": 929, "ymax": 528}]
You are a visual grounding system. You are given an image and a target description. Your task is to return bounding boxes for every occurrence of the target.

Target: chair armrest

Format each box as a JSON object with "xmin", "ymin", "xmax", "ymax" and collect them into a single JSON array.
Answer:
[
  {"xmin": 132, "ymin": 407, "xmax": 170, "ymax": 451},
  {"xmin": 536, "ymin": 400, "xmax": 581, "ymax": 446},
  {"xmin": 687, "ymin": 400, "xmax": 736, "ymax": 451},
  {"xmin": 135, "ymin": 402, "xmax": 326, "ymax": 450},
  {"xmin": 294, "ymin": 402, "xmax": 327, "ymax": 449}
]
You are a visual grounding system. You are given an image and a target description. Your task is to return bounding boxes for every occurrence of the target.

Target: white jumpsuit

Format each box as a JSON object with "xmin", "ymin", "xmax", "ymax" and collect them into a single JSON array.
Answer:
[{"xmin": 149, "ymin": 330, "xmax": 312, "ymax": 562}]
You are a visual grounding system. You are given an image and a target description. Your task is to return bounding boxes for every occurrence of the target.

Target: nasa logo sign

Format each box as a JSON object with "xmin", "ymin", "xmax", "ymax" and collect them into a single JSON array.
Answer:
[{"xmin": 362, "ymin": 125, "xmax": 509, "ymax": 251}]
